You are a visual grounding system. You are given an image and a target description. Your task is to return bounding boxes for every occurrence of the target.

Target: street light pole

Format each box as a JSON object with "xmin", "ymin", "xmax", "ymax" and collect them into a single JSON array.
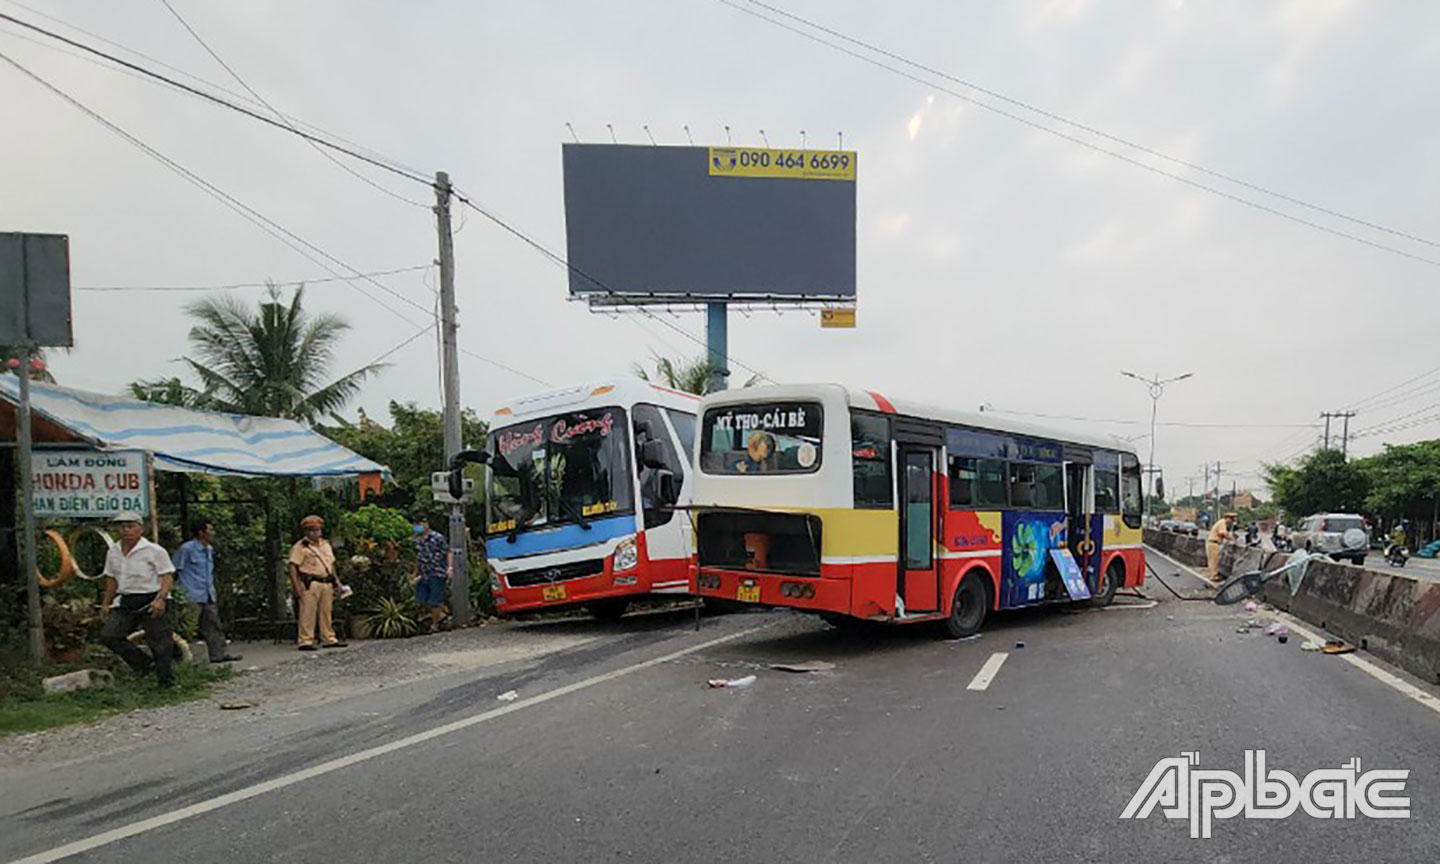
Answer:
[{"xmin": 1121, "ymin": 370, "xmax": 1193, "ymax": 519}]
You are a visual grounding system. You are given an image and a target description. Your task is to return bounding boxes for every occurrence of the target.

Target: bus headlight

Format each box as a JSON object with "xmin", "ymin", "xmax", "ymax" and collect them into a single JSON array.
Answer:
[{"xmin": 614, "ymin": 538, "xmax": 639, "ymax": 572}]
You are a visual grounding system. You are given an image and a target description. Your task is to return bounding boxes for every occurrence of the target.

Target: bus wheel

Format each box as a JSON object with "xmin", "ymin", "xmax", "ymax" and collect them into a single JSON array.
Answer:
[
  {"xmin": 1090, "ymin": 560, "xmax": 1121, "ymax": 607},
  {"xmin": 587, "ymin": 599, "xmax": 629, "ymax": 621},
  {"xmin": 944, "ymin": 572, "xmax": 988, "ymax": 639}
]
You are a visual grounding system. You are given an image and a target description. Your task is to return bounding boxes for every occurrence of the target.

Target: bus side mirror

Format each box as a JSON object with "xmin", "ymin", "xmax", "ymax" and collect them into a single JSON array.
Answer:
[
  {"xmin": 657, "ymin": 470, "xmax": 679, "ymax": 506},
  {"xmin": 1155, "ymin": 477, "xmax": 1165, "ymax": 499},
  {"xmin": 448, "ymin": 469, "xmax": 466, "ymax": 501},
  {"xmin": 640, "ymin": 439, "xmax": 667, "ymax": 470}
]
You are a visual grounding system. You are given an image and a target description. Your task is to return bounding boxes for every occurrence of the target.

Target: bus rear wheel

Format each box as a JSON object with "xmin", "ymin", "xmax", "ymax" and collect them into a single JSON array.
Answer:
[
  {"xmin": 1090, "ymin": 560, "xmax": 1121, "ymax": 607},
  {"xmin": 944, "ymin": 572, "xmax": 988, "ymax": 639},
  {"xmin": 587, "ymin": 599, "xmax": 629, "ymax": 621}
]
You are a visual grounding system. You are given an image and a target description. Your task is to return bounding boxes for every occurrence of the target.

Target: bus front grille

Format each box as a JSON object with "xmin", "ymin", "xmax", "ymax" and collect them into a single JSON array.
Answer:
[{"xmin": 505, "ymin": 558, "xmax": 606, "ymax": 588}]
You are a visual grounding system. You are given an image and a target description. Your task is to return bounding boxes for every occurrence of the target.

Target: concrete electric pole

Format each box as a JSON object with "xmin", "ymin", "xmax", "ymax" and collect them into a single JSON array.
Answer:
[{"xmin": 434, "ymin": 171, "xmax": 470, "ymax": 625}]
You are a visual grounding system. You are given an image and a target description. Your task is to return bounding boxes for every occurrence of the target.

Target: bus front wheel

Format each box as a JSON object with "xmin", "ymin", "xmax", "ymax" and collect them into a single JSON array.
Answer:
[
  {"xmin": 587, "ymin": 599, "xmax": 629, "ymax": 621},
  {"xmin": 944, "ymin": 572, "xmax": 988, "ymax": 639},
  {"xmin": 1090, "ymin": 560, "xmax": 1121, "ymax": 607}
]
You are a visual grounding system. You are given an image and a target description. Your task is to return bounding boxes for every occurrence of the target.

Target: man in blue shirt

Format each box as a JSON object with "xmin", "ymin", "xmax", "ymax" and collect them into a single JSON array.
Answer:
[
  {"xmin": 412, "ymin": 513, "xmax": 451, "ymax": 633},
  {"xmin": 173, "ymin": 520, "xmax": 242, "ymax": 663}
]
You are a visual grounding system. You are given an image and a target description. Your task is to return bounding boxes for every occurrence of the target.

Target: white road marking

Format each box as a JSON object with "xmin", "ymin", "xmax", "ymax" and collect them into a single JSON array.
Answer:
[
  {"xmin": 7, "ymin": 626, "xmax": 766, "ymax": 864},
  {"xmin": 1266, "ymin": 612, "xmax": 1440, "ymax": 718},
  {"xmin": 1143, "ymin": 544, "xmax": 1440, "ymax": 717},
  {"xmin": 966, "ymin": 652, "xmax": 1008, "ymax": 691}
]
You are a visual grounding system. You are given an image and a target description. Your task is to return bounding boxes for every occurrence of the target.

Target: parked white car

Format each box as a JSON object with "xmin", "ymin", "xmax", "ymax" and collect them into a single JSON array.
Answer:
[{"xmin": 1291, "ymin": 513, "xmax": 1369, "ymax": 565}]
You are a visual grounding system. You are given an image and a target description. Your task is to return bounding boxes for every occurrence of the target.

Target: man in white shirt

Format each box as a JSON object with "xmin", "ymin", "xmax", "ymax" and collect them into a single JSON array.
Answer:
[{"xmin": 99, "ymin": 510, "xmax": 178, "ymax": 687}]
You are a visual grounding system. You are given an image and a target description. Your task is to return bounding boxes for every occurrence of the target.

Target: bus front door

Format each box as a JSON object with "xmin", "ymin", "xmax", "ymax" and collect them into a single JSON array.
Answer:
[{"xmin": 899, "ymin": 446, "xmax": 939, "ymax": 614}]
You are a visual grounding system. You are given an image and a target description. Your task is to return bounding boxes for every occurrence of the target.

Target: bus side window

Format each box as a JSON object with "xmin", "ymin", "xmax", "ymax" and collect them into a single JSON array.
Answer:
[
  {"xmin": 948, "ymin": 456, "xmax": 977, "ymax": 507},
  {"xmin": 851, "ymin": 411, "xmax": 892, "ymax": 509},
  {"xmin": 1010, "ymin": 463, "xmax": 1035, "ymax": 508},
  {"xmin": 634, "ymin": 404, "xmax": 683, "ymax": 529},
  {"xmin": 663, "ymin": 408, "xmax": 697, "ymax": 459},
  {"xmin": 1120, "ymin": 453, "xmax": 1143, "ymax": 528},
  {"xmin": 1032, "ymin": 463, "xmax": 1063, "ymax": 510},
  {"xmin": 976, "ymin": 459, "xmax": 1007, "ymax": 507}
]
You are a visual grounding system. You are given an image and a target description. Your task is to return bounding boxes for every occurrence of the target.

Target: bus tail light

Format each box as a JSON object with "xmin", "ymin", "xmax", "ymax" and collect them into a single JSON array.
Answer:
[{"xmin": 780, "ymin": 582, "xmax": 815, "ymax": 599}]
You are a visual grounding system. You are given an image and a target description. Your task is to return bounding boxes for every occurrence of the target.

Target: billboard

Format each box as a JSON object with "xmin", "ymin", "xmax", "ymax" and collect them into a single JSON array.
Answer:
[
  {"xmin": 0, "ymin": 232, "xmax": 72, "ymax": 347},
  {"xmin": 562, "ymin": 144, "xmax": 855, "ymax": 304}
]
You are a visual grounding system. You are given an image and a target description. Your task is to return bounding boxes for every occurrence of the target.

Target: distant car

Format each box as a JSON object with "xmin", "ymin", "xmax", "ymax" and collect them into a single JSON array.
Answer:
[
  {"xmin": 1158, "ymin": 519, "xmax": 1179, "ymax": 532},
  {"xmin": 1292, "ymin": 513, "xmax": 1369, "ymax": 565},
  {"xmin": 1178, "ymin": 521, "xmax": 1200, "ymax": 536}
]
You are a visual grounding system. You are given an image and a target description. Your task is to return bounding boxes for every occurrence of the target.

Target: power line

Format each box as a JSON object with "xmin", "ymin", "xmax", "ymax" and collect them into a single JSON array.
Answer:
[
  {"xmin": 718, "ymin": 0, "xmax": 1440, "ymax": 271},
  {"xmin": 1341, "ymin": 363, "xmax": 1440, "ymax": 413},
  {"xmin": 0, "ymin": 49, "xmax": 429, "ymax": 328},
  {"xmin": 75, "ymin": 264, "xmax": 432, "ymax": 292},
  {"xmin": 0, "ymin": 10, "xmax": 431, "ymax": 187},
  {"xmin": 155, "ymin": 0, "xmax": 427, "ymax": 208},
  {"xmin": 0, "ymin": 2, "xmax": 428, "ymax": 179},
  {"xmin": 733, "ymin": 0, "xmax": 1440, "ymax": 254}
]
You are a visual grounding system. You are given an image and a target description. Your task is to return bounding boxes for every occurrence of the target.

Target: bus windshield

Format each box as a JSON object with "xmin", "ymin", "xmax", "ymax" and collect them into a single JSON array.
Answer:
[
  {"xmin": 485, "ymin": 407, "xmax": 633, "ymax": 535},
  {"xmin": 700, "ymin": 402, "xmax": 823, "ymax": 474}
]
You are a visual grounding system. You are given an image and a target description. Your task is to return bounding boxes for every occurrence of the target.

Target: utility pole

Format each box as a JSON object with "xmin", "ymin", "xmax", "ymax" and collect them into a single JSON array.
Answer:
[
  {"xmin": 1320, "ymin": 411, "xmax": 1357, "ymax": 454},
  {"xmin": 17, "ymin": 346, "xmax": 43, "ymax": 661},
  {"xmin": 1121, "ymin": 370, "xmax": 1193, "ymax": 520},
  {"xmin": 434, "ymin": 171, "xmax": 470, "ymax": 625}
]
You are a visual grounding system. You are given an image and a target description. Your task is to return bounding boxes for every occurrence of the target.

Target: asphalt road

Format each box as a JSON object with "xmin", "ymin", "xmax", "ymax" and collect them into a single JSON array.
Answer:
[{"xmin": 3, "ymin": 558, "xmax": 1439, "ymax": 864}]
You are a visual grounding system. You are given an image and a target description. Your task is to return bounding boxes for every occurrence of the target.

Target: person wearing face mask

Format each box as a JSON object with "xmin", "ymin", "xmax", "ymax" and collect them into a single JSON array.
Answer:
[
  {"xmin": 98, "ymin": 511, "xmax": 178, "ymax": 687},
  {"xmin": 411, "ymin": 513, "xmax": 451, "ymax": 632}
]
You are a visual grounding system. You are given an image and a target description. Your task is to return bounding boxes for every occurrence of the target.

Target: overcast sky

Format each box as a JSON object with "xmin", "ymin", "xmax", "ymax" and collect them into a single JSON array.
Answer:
[{"xmin": 4, "ymin": 0, "xmax": 1439, "ymax": 495}]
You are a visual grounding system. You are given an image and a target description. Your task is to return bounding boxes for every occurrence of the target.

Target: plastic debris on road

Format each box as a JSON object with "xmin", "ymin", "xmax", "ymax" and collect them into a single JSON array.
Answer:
[
  {"xmin": 770, "ymin": 660, "xmax": 836, "ymax": 673},
  {"xmin": 218, "ymin": 700, "xmax": 255, "ymax": 710},
  {"xmin": 1263, "ymin": 622, "xmax": 1289, "ymax": 637},
  {"xmin": 497, "ymin": 690, "xmax": 519, "ymax": 701},
  {"xmin": 1244, "ymin": 600, "xmax": 1259, "ymax": 613},
  {"xmin": 1014, "ymin": 641, "xmax": 1026, "ymax": 649},
  {"xmin": 707, "ymin": 675, "xmax": 757, "ymax": 688},
  {"xmin": 1301, "ymin": 641, "xmax": 1324, "ymax": 651}
]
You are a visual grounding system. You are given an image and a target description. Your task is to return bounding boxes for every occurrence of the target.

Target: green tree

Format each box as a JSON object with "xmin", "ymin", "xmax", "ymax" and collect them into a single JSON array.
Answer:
[
  {"xmin": 128, "ymin": 376, "xmax": 209, "ymax": 408},
  {"xmin": 633, "ymin": 352, "xmax": 763, "ymax": 395},
  {"xmin": 181, "ymin": 284, "xmax": 384, "ymax": 423},
  {"xmin": 320, "ymin": 402, "xmax": 489, "ymax": 528},
  {"xmin": 1263, "ymin": 449, "xmax": 1369, "ymax": 519},
  {"xmin": 1358, "ymin": 440, "xmax": 1440, "ymax": 520}
]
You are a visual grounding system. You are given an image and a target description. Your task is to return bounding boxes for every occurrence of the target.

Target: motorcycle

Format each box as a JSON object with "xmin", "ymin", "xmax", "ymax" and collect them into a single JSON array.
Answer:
[{"xmin": 1384, "ymin": 543, "xmax": 1410, "ymax": 568}]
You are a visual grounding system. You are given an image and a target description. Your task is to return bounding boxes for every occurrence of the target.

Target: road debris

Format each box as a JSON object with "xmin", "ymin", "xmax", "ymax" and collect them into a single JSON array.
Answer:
[
  {"xmin": 1263, "ymin": 622, "xmax": 1289, "ymax": 638},
  {"xmin": 1014, "ymin": 641, "xmax": 1026, "ymax": 649},
  {"xmin": 707, "ymin": 675, "xmax": 757, "ymax": 688},
  {"xmin": 1301, "ymin": 641, "xmax": 1324, "ymax": 652},
  {"xmin": 218, "ymin": 700, "xmax": 255, "ymax": 711},
  {"xmin": 770, "ymin": 660, "xmax": 836, "ymax": 673},
  {"xmin": 1243, "ymin": 600, "xmax": 1259, "ymax": 613},
  {"xmin": 1322, "ymin": 640, "xmax": 1356, "ymax": 655},
  {"xmin": 497, "ymin": 690, "xmax": 519, "ymax": 701}
]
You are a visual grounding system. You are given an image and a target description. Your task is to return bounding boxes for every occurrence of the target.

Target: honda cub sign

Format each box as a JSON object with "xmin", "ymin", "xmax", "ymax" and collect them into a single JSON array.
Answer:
[{"xmin": 32, "ymin": 449, "xmax": 149, "ymax": 518}]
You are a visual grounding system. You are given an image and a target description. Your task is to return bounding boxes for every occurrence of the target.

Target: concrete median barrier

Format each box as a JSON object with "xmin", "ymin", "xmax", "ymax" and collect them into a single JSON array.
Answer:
[{"xmin": 1144, "ymin": 527, "xmax": 1440, "ymax": 684}]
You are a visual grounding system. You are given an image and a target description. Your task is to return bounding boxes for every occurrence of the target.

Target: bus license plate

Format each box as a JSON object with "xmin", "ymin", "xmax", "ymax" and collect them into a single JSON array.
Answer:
[
  {"xmin": 542, "ymin": 584, "xmax": 567, "ymax": 602},
  {"xmin": 737, "ymin": 585, "xmax": 761, "ymax": 603}
]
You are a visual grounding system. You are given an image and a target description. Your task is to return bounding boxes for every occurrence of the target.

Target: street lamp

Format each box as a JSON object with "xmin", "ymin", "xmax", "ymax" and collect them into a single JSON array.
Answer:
[{"xmin": 1121, "ymin": 370, "xmax": 1193, "ymax": 517}]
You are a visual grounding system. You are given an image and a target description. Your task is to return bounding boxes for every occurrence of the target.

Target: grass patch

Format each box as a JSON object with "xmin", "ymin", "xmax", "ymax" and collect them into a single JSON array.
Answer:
[{"xmin": 0, "ymin": 662, "xmax": 233, "ymax": 738}]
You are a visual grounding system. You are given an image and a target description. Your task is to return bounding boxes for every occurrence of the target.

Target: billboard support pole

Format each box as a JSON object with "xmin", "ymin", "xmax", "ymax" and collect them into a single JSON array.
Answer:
[
  {"xmin": 706, "ymin": 301, "xmax": 729, "ymax": 392},
  {"xmin": 434, "ymin": 170, "xmax": 471, "ymax": 626},
  {"xmin": 17, "ymin": 345, "xmax": 43, "ymax": 661}
]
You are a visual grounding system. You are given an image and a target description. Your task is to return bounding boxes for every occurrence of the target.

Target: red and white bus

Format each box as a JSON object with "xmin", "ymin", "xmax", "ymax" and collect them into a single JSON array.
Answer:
[
  {"xmin": 479, "ymin": 380, "xmax": 698, "ymax": 618},
  {"xmin": 688, "ymin": 384, "xmax": 1146, "ymax": 636}
]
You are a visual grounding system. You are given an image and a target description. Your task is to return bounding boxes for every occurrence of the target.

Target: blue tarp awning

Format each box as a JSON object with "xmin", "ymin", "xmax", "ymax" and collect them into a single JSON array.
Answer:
[{"xmin": 0, "ymin": 377, "xmax": 387, "ymax": 478}]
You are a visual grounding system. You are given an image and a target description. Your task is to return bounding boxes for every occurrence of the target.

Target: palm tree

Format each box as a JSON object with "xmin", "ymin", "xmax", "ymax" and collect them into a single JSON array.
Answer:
[
  {"xmin": 128, "ymin": 376, "xmax": 209, "ymax": 408},
  {"xmin": 634, "ymin": 352, "xmax": 764, "ymax": 395},
  {"xmin": 180, "ymin": 284, "xmax": 384, "ymax": 422}
]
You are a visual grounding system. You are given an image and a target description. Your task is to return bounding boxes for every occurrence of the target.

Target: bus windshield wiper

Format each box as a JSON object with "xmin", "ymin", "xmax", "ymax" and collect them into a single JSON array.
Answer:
[{"xmin": 554, "ymin": 496, "xmax": 592, "ymax": 530}]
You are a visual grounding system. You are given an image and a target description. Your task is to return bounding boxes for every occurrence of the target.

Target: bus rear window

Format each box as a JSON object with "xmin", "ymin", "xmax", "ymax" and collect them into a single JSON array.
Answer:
[{"xmin": 700, "ymin": 402, "xmax": 823, "ymax": 474}]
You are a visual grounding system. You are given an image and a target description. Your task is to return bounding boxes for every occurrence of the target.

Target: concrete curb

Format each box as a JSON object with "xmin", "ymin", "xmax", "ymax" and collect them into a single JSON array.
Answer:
[{"xmin": 1144, "ymin": 528, "xmax": 1440, "ymax": 684}]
